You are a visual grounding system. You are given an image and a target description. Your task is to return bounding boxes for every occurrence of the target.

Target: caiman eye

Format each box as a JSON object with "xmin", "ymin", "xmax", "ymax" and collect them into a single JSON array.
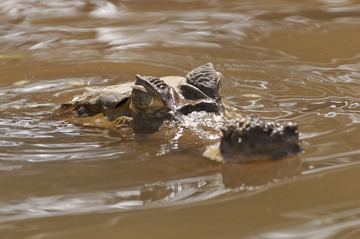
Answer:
[{"xmin": 132, "ymin": 90, "xmax": 154, "ymax": 109}]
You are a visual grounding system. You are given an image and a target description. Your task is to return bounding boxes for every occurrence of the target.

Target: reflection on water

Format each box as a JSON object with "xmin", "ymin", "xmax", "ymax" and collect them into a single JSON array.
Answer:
[
  {"xmin": 0, "ymin": 173, "xmax": 228, "ymax": 224},
  {"xmin": 221, "ymin": 156, "xmax": 302, "ymax": 188},
  {"xmin": 0, "ymin": 0, "xmax": 360, "ymax": 238}
]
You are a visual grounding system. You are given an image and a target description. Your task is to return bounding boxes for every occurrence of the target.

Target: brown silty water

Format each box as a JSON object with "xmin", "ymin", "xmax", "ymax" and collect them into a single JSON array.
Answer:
[{"xmin": 0, "ymin": 0, "xmax": 359, "ymax": 238}]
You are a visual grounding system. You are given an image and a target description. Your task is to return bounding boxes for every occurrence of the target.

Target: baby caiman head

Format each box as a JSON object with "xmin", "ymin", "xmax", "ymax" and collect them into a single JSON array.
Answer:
[{"xmin": 63, "ymin": 63, "xmax": 224, "ymax": 129}]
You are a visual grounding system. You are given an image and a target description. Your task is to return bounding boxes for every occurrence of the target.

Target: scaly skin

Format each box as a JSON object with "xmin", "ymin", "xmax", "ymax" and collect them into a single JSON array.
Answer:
[{"xmin": 203, "ymin": 115, "xmax": 303, "ymax": 163}]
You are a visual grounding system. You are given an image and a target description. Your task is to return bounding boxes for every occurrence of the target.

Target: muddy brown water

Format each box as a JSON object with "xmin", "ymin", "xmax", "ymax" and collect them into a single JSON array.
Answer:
[{"xmin": 0, "ymin": 0, "xmax": 360, "ymax": 238}]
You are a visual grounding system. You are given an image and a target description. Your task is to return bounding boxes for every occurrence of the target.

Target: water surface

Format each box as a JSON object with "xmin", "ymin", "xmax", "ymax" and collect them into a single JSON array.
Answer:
[{"xmin": 0, "ymin": 0, "xmax": 359, "ymax": 238}]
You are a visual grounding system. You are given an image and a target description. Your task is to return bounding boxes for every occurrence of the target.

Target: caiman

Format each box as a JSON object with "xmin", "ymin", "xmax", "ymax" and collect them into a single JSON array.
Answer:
[{"xmin": 56, "ymin": 63, "xmax": 302, "ymax": 162}]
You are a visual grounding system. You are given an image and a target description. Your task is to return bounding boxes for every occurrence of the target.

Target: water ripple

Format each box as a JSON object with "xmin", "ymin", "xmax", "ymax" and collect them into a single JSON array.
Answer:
[
  {"xmin": 254, "ymin": 201, "xmax": 360, "ymax": 239},
  {"xmin": 0, "ymin": 173, "xmax": 228, "ymax": 224}
]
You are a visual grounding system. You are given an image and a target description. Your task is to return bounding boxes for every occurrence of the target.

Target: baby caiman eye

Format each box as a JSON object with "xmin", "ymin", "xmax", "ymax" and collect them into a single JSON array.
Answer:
[{"xmin": 132, "ymin": 89, "xmax": 154, "ymax": 109}]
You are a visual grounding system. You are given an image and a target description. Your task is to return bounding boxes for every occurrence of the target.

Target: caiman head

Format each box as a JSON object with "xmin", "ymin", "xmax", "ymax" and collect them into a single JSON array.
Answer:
[{"xmin": 58, "ymin": 63, "xmax": 224, "ymax": 130}]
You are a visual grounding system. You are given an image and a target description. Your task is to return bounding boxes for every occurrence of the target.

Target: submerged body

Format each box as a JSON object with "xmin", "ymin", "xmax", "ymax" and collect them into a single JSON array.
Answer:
[{"xmin": 56, "ymin": 63, "xmax": 302, "ymax": 162}]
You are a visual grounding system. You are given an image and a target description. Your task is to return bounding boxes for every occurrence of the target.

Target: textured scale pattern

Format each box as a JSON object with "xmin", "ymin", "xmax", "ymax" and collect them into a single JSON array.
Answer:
[
  {"xmin": 220, "ymin": 115, "xmax": 302, "ymax": 162},
  {"xmin": 186, "ymin": 63, "xmax": 218, "ymax": 98}
]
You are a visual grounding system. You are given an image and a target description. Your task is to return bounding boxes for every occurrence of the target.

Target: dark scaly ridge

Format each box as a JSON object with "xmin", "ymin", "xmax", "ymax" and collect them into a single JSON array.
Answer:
[
  {"xmin": 186, "ymin": 63, "xmax": 219, "ymax": 99},
  {"xmin": 220, "ymin": 115, "xmax": 302, "ymax": 162}
]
